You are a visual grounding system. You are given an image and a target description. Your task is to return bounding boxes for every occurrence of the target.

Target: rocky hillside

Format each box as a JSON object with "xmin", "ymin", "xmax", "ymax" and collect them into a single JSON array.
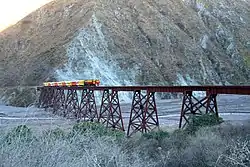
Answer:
[{"xmin": 1, "ymin": 0, "xmax": 250, "ymax": 88}]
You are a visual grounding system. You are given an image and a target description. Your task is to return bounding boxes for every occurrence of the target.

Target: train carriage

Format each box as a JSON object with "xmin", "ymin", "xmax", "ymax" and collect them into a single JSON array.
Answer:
[{"xmin": 43, "ymin": 80, "xmax": 100, "ymax": 87}]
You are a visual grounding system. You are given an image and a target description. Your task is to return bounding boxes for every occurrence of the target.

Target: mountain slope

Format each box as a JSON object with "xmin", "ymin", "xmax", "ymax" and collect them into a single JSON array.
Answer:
[{"xmin": 0, "ymin": 0, "xmax": 250, "ymax": 88}]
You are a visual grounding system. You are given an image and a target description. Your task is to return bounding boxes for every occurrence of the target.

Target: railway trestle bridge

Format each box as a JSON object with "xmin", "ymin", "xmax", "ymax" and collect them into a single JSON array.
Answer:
[{"xmin": 37, "ymin": 85, "xmax": 250, "ymax": 136}]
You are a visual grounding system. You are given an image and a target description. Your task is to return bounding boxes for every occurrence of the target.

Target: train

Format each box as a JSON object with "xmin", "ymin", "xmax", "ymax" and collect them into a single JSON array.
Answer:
[{"xmin": 43, "ymin": 79, "xmax": 100, "ymax": 87}]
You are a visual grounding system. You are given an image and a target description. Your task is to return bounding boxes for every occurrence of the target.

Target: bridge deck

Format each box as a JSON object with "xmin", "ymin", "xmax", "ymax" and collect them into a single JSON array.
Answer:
[{"xmin": 38, "ymin": 86, "xmax": 250, "ymax": 95}]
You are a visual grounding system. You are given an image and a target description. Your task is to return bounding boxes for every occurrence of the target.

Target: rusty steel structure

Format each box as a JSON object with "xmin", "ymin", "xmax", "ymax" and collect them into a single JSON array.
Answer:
[
  {"xmin": 98, "ymin": 89, "xmax": 124, "ymax": 131},
  {"xmin": 37, "ymin": 85, "xmax": 250, "ymax": 136},
  {"xmin": 127, "ymin": 90, "xmax": 159, "ymax": 136}
]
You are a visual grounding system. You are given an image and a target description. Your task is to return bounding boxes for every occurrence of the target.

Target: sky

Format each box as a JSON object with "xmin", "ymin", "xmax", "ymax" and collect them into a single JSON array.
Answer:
[{"xmin": 0, "ymin": 0, "xmax": 52, "ymax": 31}]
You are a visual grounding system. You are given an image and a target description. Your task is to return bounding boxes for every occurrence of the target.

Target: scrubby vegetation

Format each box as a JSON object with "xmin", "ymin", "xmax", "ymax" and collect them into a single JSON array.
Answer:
[
  {"xmin": 0, "ymin": 87, "xmax": 37, "ymax": 107},
  {"xmin": 0, "ymin": 118, "xmax": 249, "ymax": 167},
  {"xmin": 185, "ymin": 113, "xmax": 224, "ymax": 134}
]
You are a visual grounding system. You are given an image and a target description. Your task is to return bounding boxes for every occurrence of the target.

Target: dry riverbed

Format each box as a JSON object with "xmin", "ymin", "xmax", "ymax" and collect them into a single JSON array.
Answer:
[{"xmin": 0, "ymin": 95, "xmax": 250, "ymax": 134}]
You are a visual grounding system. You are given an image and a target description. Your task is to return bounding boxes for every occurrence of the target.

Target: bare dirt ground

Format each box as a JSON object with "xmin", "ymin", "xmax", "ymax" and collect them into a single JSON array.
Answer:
[{"xmin": 0, "ymin": 95, "xmax": 250, "ymax": 133}]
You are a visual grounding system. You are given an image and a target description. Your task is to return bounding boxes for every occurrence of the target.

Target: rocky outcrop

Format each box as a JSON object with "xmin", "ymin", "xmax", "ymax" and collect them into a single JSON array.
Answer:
[{"xmin": 0, "ymin": 0, "xmax": 249, "ymax": 88}]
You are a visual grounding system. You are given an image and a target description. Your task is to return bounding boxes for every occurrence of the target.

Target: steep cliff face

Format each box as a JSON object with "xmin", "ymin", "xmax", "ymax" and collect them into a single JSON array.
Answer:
[{"xmin": 1, "ymin": 0, "xmax": 250, "ymax": 88}]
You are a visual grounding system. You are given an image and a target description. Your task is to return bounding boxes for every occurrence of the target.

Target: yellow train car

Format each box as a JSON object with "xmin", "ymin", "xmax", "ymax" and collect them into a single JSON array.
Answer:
[{"xmin": 43, "ymin": 80, "xmax": 100, "ymax": 87}]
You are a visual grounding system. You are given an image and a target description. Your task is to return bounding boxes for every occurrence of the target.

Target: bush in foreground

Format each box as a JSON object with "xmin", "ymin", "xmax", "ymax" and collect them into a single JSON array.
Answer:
[
  {"xmin": 3, "ymin": 125, "xmax": 34, "ymax": 144},
  {"xmin": 185, "ymin": 113, "xmax": 224, "ymax": 134},
  {"xmin": 0, "ymin": 120, "xmax": 249, "ymax": 167},
  {"xmin": 72, "ymin": 122, "xmax": 125, "ymax": 140},
  {"xmin": 0, "ymin": 124, "xmax": 145, "ymax": 167}
]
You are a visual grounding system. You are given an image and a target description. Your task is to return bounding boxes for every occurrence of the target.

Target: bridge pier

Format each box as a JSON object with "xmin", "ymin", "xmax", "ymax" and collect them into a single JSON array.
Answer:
[
  {"xmin": 127, "ymin": 90, "xmax": 159, "ymax": 137},
  {"xmin": 52, "ymin": 88, "xmax": 65, "ymax": 115},
  {"xmin": 38, "ymin": 87, "xmax": 46, "ymax": 108},
  {"xmin": 39, "ymin": 87, "xmax": 55, "ymax": 110},
  {"xmin": 99, "ymin": 89, "xmax": 124, "ymax": 131},
  {"xmin": 78, "ymin": 89, "xmax": 98, "ymax": 121},
  {"xmin": 63, "ymin": 89, "xmax": 79, "ymax": 118},
  {"xmin": 179, "ymin": 91, "xmax": 218, "ymax": 128},
  {"xmin": 206, "ymin": 93, "xmax": 218, "ymax": 116}
]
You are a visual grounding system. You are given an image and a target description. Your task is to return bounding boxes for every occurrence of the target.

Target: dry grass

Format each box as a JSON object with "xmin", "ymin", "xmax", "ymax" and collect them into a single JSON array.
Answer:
[
  {"xmin": 0, "ymin": 125, "xmax": 147, "ymax": 167},
  {"xmin": 1, "ymin": 121, "xmax": 249, "ymax": 167},
  {"xmin": 123, "ymin": 120, "xmax": 250, "ymax": 167}
]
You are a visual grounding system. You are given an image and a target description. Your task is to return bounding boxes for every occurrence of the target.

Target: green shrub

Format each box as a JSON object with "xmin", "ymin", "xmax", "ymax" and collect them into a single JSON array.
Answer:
[
  {"xmin": 71, "ymin": 122, "xmax": 125, "ymax": 140},
  {"xmin": 142, "ymin": 130, "xmax": 169, "ymax": 141},
  {"xmin": 185, "ymin": 113, "xmax": 224, "ymax": 134},
  {"xmin": 3, "ymin": 125, "xmax": 33, "ymax": 144}
]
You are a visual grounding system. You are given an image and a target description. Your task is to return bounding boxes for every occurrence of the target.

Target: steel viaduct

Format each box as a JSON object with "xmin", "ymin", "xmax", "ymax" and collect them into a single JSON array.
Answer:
[{"xmin": 37, "ymin": 85, "xmax": 250, "ymax": 136}]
